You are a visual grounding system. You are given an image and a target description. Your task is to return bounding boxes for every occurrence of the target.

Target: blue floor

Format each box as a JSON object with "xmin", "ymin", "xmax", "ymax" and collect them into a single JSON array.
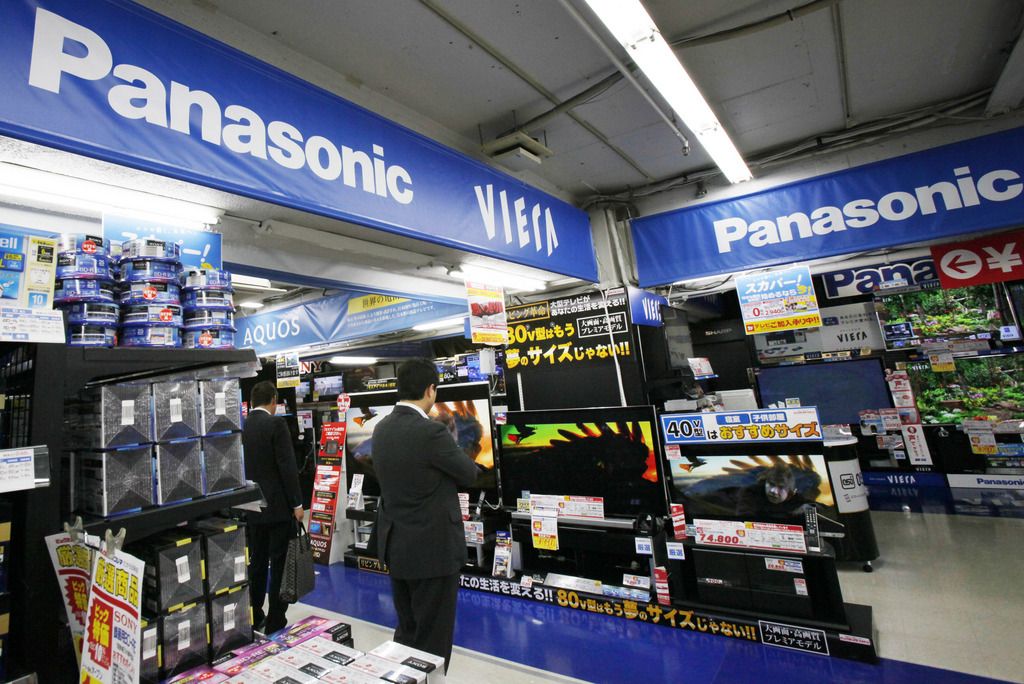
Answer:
[{"xmin": 303, "ymin": 564, "xmax": 1010, "ymax": 684}]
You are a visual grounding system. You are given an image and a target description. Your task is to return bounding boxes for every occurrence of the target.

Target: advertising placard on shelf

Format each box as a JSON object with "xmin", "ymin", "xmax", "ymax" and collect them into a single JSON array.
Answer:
[
  {"xmin": 900, "ymin": 424, "xmax": 933, "ymax": 466},
  {"xmin": 0, "ymin": 224, "xmax": 58, "ymax": 310},
  {"xmin": 0, "ymin": 447, "xmax": 35, "ymax": 493},
  {"xmin": 46, "ymin": 531, "xmax": 98, "ymax": 664},
  {"xmin": 0, "ymin": 307, "xmax": 64, "ymax": 343},
  {"xmin": 661, "ymin": 408, "xmax": 822, "ymax": 444},
  {"xmin": 103, "ymin": 214, "xmax": 222, "ymax": 269},
  {"xmin": 759, "ymin": 620, "xmax": 829, "ymax": 655},
  {"xmin": 465, "ymin": 280, "xmax": 508, "ymax": 346},
  {"xmin": 275, "ymin": 352, "xmax": 301, "ymax": 389},
  {"xmin": 79, "ymin": 549, "xmax": 145, "ymax": 684},
  {"xmin": 528, "ymin": 494, "xmax": 605, "ymax": 519},
  {"xmin": 737, "ymin": 265, "xmax": 821, "ymax": 335},
  {"xmin": 312, "ymin": 422, "xmax": 347, "ymax": 564}
]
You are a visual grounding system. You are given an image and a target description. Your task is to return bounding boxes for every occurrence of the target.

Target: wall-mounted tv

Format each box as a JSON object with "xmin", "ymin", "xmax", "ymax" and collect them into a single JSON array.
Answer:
[
  {"xmin": 497, "ymin": 406, "xmax": 667, "ymax": 518},
  {"xmin": 665, "ymin": 451, "xmax": 837, "ymax": 527},
  {"xmin": 345, "ymin": 382, "xmax": 496, "ymax": 498},
  {"xmin": 756, "ymin": 359, "xmax": 893, "ymax": 425},
  {"xmin": 313, "ymin": 375, "xmax": 344, "ymax": 398},
  {"xmin": 907, "ymin": 353, "xmax": 1024, "ymax": 424},
  {"xmin": 875, "ymin": 282, "xmax": 1003, "ymax": 349}
]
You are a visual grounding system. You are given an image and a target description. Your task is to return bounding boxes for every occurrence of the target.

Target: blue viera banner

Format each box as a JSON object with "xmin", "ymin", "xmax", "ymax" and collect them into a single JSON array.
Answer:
[
  {"xmin": 0, "ymin": 0, "xmax": 597, "ymax": 281},
  {"xmin": 632, "ymin": 126, "xmax": 1024, "ymax": 286},
  {"xmin": 236, "ymin": 290, "xmax": 465, "ymax": 356}
]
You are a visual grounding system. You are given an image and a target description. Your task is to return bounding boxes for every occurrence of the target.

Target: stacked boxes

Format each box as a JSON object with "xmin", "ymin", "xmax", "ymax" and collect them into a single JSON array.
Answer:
[
  {"xmin": 191, "ymin": 517, "xmax": 252, "ymax": 659},
  {"xmin": 200, "ymin": 379, "xmax": 245, "ymax": 495},
  {"xmin": 208, "ymin": 585, "xmax": 253, "ymax": 659},
  {"xmin": 160, "ymin": 601, "xmax": 209, "ymax": 678},
  {"xmin": 204, "ymin": 432, "xmax": 246, "ymax": 495},
  {"xmin": 118, "ymin": 238, "xmax": 184, "ymax": 349},
  {"xmin": 182, "ymin": 268, "xmax": 237, "ymax": 350},
  {"xmin": 55, "ymin": 234, "xmax": 118, "ymax": 347},
  {"xmin": 140, "ymin": 616, "xmax": 160, "ymax": 684}
]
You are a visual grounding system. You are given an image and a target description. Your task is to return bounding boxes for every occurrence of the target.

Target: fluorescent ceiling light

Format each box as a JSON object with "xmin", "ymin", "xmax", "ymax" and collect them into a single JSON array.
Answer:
[
  {"xmin": 238, "ymin": 300, "xmax": 265, "ymax": 310},
  {"xmin": 329, "ymin": 356, "xmax": 378, "ymax": 365},
  {"xmin": 582, "ymin": 0, "xmax": 752, "ymax": 183},
  {"xmin": 448, "ymin": 264, "xmax": 546, "ymax": 292},
  {"xmin": 0, "ymin": 163, "xmax": 224, "ymax": 224},
  {"xmin": 412, "ymin": 316, "xmax": 467, "ymax": 332},
  {"xmin": 230, "ymin": 274, "xmax": 287, "ymax": 293}
]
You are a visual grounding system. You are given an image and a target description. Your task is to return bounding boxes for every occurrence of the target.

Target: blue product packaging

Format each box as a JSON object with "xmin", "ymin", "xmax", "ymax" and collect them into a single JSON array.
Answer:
[
  {"xmin": 181, "ymin": 268, "xmax": 232, "ymax": 291},
  {"xmin": 183, "ymin": 309, "xmax": 234, "ymax": 330},
  {"xmin": 122, "ymin": 303, "xmax": 184, "ymax": 326},
  {"xmin": 58, "ymin": 302, "xmax": 120, "ymax": 325},
  {"xmin": 120, "ymin": 259, "xmax": 180, "ymax": 283},
  {"xmin": 183, "ymin": 329, "xmax": 235, "ymax": 349},
  {"xmin": 57, "ymin": 233, "xmax": 107, "ymax": 257},
  {"xmin": 183, "ymin": 289, "xmax": 234, "ymax": 311},
  {"xmin": 54, "ymin": 279, "xmax": 116, "ymax": 303},
  {"xmin": 66, "ymin": 324, "xmax": 117, "ymax": 347},
  {"xmin": 119, "ymin": 281, "xmax": 181, "ymax": 306},
  {"xmin": 119, "ymin": 238, "xmax": 180, "ymax": 262},
  {"xmin": 120, "ymin": 324, "xmax": 181, "ymax": 348},
  {"xmin": 56, "ymin": 253, "xmax": 111, "ymax": 280}
]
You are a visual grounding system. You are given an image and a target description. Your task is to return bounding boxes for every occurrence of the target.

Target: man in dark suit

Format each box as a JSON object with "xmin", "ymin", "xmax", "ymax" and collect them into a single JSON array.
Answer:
[
  {"xmin": 373, "ymin": 359, "xmax": 479, "ymax": 671},
  {"xmin": 243, "ymin": 380, "xmax": 305, "ymax": 634}
]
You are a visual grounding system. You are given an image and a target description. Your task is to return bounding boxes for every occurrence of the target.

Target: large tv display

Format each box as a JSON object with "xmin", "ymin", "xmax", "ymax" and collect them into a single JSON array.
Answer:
[
  {"xmin": 875, "ymin": 283, "xmax": 1003, "ymax": 349},
  {"xmin": 756, "ymin": 359, "xmax": 893, "ymax": 425},
  {"xmin": 313, "ymin": 375, "xmax": 344, "ymax": 398},
  {"xmin": 666, "ymin": 452, "xmax": 837, "ymax": 526},
  {"xmin": 907, "ymin": 353, "xmax": 1024, "ymax": 424},
  {"xmin": 497, "ymin": 406, "xmax": 667, "ymax": 518},
  {"xmin": 345, "ymin": 382, "xmax": 495, "ymax": 498}
]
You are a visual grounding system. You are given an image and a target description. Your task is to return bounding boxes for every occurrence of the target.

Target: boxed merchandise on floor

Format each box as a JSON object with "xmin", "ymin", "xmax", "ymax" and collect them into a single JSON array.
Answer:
[
  {"xmin": 203, "ymin": 432, "xmax": 246, "ymax": 494},
  {"xmin": 350, "ymin": 654, "xmax": 428, "ymax": 683},
  {"xmin": 211, "ymin": 638, "xmax": 286, "ymax": 676},
  {"xmin": 159, "ymin": 601, "xmax": 209, "ymax": 679},
  {"xmin": 154, "ymin": 381, "xmax": 201, "ymax": 441},
  {"xmin": 201, "ymin": 378, "xmax": 243, "ymax": 434},
  {"xmin": 155, "ymin": 439, "xmax": 204, "ymax": 505},
  {"xmin": 317, "ymin": 666, "xmax": 381, "ymax": 684},
  {"xmin": 140, "ymin": 616, "xmax": 160, "ymax": 684},
  {"xmin": 292, "ymin": 639, "xmax": 362, "ymax": 667},
  {"xmin": 268, "ymin": 615, "xmax": 353, "ymax": 649},
  {"xmin": 370, "ymin": 641, "xmax": 445, "ymax": 684},
  {"xmin": 166, "ymin": 665, "xmax": 229, "ymax": 683},
  {"xmin": 245, "ymin": 655, "xmax": 319, "ymax": 683},
  {"xmin": 75, "ymin": 446, "xmax": 155, "ymax": 516},
  {"xmin": 190, "ymin": 516, "xmax": 248, "ymax": 595},
  {"xmin": 208, "ymin": 584, "xmax": 253, "ymax": 659},
  {"xmin": 131, "ymin": 531, "xmax": 205, "ymax": 613},
  {"xmin": 70, "ymin": 383, "xmax": 153, "ymax": 448},
  {"xmin": 272, "ymin": 647, "xmax": 342, "ymax": 679}
]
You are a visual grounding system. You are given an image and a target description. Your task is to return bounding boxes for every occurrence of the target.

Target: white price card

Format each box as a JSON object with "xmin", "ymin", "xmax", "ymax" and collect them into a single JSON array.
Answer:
[
  {"xmin": 634, "ymin": 537, "xmax": 653, "ymax": 555},
  {"xmin": 175, "ymin": 555, "xmax": 191, "ymax": 584},
  {"xmin": 234, "ymin": 555, "xmax": 246, "ymax": 582},
  {"xmin": 223, "ymin": 603, "xmax": 236, "ymax": 632},
  {"xmin": 170, "ymin": 397, "xmax": 183, "ymax": 424},
  {"xmin": 121, "ymin": 400, "xmax": 135, "ymax": 426},
  {"xmin": 666, "ymin": 542, "xmax": 686, "ymax": 560},
  {"xmin": 0, "ymin": 448, "xmax": 34, "ymax": 493},
  {"xmin": 178, "ymin": 620, "xmax": 190, "ymax": 650},
  {"xmin": 215, "ymin": 392, "xmax": 227, "ymax": 416}
]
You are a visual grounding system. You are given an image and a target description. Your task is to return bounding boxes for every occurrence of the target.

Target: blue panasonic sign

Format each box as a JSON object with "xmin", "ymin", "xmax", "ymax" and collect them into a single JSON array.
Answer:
[
  {"xmin": 0, "ymin": 0, "xmax": 598, "ymax": 281},
  {"xmin": 632, "ymin": 126, "xmax": 1024, "ymax": 286}
]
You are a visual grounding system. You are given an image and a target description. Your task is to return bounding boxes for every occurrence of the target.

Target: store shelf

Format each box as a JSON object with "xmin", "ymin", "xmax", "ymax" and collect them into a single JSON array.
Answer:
[
  {"xmin": 345, "ymin": 509, "xmax": 377, "ymax": 522},
  {"xmin": 66, "ymin": 347, "xmax": 260, "ymax": 394},
  {"xmin": 82, "ymin": 484, "xmax": 263, "ymax": 542}
]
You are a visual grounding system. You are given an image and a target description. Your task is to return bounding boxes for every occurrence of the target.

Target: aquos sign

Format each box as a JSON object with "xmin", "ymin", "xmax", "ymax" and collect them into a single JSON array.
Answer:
[
  {"xmin": 632, "ymin": 126, "xmax": 1024, "ymax": 286},
  {"xmin": 0, "ymin": 0, "xmax": 598, "ymax": 281}
]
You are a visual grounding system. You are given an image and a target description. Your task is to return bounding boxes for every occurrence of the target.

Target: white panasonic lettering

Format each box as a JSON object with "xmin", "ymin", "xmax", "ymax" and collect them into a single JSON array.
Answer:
[
  {"xmin": 27, "ymin": 9, "xmax": 414, "ymax": 205},
  {"xmin": 712, "ymin": 165, "xmax": 1023, "ymax": 254}
]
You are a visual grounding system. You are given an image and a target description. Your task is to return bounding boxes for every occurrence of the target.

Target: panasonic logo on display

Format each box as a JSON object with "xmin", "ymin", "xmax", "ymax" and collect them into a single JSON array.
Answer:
[
  {"xmin": 713, "ymin": 167, "xmax": 1024, "ymax": 254},
  {"xmin": 26, "ymin": 8, "xmax": 414, "ymax": 205}
]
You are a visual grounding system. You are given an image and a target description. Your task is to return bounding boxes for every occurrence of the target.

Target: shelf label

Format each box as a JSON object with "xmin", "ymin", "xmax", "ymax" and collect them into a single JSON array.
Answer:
[
  {"xmin": 694, "ymin": 519, "xmax": 807, "ymax": 554},
  {"xmin": 634, "ymin": 537, "xmax": 653, "ymax": 555},
  {"xmin": 175, "ymin": 555, "xmax": 191, "ymax": 584},
  {"xmin": 0, "ymin": 447, "xmax": 34, "ymax": 493},
  {"xmin": 169, "ymin": 398, "xmax": 183, "ymax": 424},
  {"xmin": 531, "ymin": 509, "xmax": 558, "ymax": 551},
  {"xmin": 215, "ymin": 391, "xmax": 227, "ymax": 416},
  {"xmin": 0, "ymin": 307, "xmax": 64, "ymax": 343},
  {"xmin": 666, "ymin": 542, "xmax": 686, "ymax": 560},
  {"xmin": 223, "ymin": 602, "xmax": 236, "ymax": 632}
]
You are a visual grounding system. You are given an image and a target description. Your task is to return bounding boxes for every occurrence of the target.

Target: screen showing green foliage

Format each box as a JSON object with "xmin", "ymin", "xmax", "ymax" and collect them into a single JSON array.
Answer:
[
  {"xmin": 877, "ymin": 284, "xmax": 1001, "ymax": 347},
  {"xmin": 908, "ymin": 353, "xmax": 1024, "ymax": 424}
]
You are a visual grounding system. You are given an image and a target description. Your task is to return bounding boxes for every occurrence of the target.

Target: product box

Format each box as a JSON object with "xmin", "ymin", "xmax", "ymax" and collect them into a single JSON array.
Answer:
[
  {"xmin": 370, "ymin": 641, "xmax": 445, "ymax": 684},
  {"xmin": 155, "ymin": 439, "xmax": 204, "ymax": 505},
  {"xmin": 131, "ymin": 531, "xmax": 205, "ymax": 614},
  {"xmin": 203, "ymin": 432, "xmax": 246, "ymax": 494},
  {"xmin": 140, "ymin": 616, "xmax": 161, "ymax": 684},
  {"xmin": 318, "ymin": 667, "xmax": 382, "ymax": 684},
  {"xmin": 76, "ymin": 446, "xmax": 155, "ymax": 516},
  {"xmin": 293, "ymin": 639, "xmax": 362, "ymax": 667},
  {"xmin": 208, "ymin": 584, "xmax": 253, "ymax": 659},
  {"xmin": 71, "ymin": 383, "xmax": 154, "ymax": 448},
  {"xmin": 212, "ymin": 638, "xmax": 285, "ymax": 676},
  {"xmin": 349, "ymin": 655, "xmax": 426, "ymax": 683},
  {"xmin": 268, "ymin": 616, "xmax": 352, "ymax": 649},
  {"xmin": 190, "ymin": 517, "xmax": 248, "ymax": 595},
  {"xmin": 273, "ymin": 648, "xmax": 341, "ymax": 678},
  {"xmin": 167, "ymin": 665, "xmax": 229, "ymax": 683},
  {"xmin": 154, "ymin": 381, "xmax": 201, "ymax": 441},
  {"xmin": 246, "ymin": 656, "xmax": 318, "ymax": 683},
  {"xmin": 201, "ymin": 379, "xmax": 243, "ymax": 435},
  {"xmin": 159, "ymin": 601, "xmax": 209, "ymax": 679}
]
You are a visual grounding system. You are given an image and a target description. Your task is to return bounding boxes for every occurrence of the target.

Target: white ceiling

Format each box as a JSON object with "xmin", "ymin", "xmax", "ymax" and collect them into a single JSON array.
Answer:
[{"xmin": 4, "ymin": 0, "xmax": 1024, "ymax": 298}]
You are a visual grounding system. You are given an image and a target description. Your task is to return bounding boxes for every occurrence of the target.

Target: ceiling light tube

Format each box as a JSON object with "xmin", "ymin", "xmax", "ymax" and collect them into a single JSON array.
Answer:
[
  {"xmin": 329, "ymin": 356, "xmax": 379, "ymax": 365},
  {"xmin": 412, "ymin": 316, "xmax": 468, "ymax": 332},
  {"xmin": 230, "ymin": 274, "xmax": 273, "ymax": 289},
  {"xmin": 448, "ymin": 264, "xmax": 546, "ymax": 291},
  {"xmin": 238, "ymin": 300, "xmax": 265, "ymax": 310},
  {"xmin": 581, "ymin": 0, "xmax": 752, "ymax": 183}
]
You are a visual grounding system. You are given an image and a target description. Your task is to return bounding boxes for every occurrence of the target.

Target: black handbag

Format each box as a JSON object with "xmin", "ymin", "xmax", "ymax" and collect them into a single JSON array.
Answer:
[{"xmin": 279, "ymin": 520, "xmax": 316, "ymax": 603}]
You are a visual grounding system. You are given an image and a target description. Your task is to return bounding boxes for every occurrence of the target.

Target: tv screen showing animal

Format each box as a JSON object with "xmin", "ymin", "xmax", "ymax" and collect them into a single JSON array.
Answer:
[{"xmin": 666, "ymin": 453, "xmax": 837, "ymax": 525}]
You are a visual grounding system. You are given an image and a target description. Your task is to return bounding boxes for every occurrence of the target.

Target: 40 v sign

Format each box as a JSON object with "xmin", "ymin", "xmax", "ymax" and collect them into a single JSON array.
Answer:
[{"xmin": 661, "ymin": 408, "xmax": 823, "ymax": 444}]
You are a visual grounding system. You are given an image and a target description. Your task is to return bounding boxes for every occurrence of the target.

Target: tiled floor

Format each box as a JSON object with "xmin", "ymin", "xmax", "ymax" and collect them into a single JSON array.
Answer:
[{"xmin": 294, "ymin": 509, "xmax": 1023, "ymax": 683}]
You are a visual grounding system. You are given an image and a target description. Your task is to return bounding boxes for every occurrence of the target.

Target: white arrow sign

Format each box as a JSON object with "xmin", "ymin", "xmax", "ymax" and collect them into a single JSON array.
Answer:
[{"xmin": 939, "ymin": 249, "xmax": 982, "ymax": 280}]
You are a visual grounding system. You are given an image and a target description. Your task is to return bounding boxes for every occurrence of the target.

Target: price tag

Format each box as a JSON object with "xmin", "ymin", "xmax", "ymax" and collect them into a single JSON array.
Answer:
[
  {"xmin": 175, "ymin": 555, "xmax": 191, "ymax": 584},
  {"xmin": 177, "ymin": 620, "xmax": 190, "ymax": 650},
  {"xmin": 170, "ymin": 397, "xmax": 183, "ymax": 424},
  {"xmin": 928, "ymin": 352, "xmax": 955, "ymax": 373},
  {"xmin": 121, "ymin": 400, "xmax": 135, "ymax": 426},
  {"xmin": 223, "ymin": 603, "xmax": 236, "ymax": 632},
  {"xmin": 234, "ymin": 555, "xmax": 246, "ymax": 582},
  {"xmin": 665, "ymin": 444, "xmax": 681, "ymax": 460},
  {"xmin": 516, "ymin": 498, "xmax": 530, "ymax": 512},
  {"xmin": 666, "ymin": 542, "xmax": 685, "ymax": 560},
  {"xmin": 670, "ymin": 503, "xmax": 687, "ymax": 540},
  {"xmin": 530, "ymin": 509, "xmax": 558, "ymax": 550},
  {"xmin": 459, "ymin": 492, "xmax": 470, "ymax": 521},
  {"xmin": 215, "ymin": 392, "xmax": 227, "ymax": 416},
  {"xmin": 143, "ymin": 627, "xmax": 157, "ymax": 659},
  {"xmin": 634, "ymin": 537, "xmax": 653, "ymax": 555},
  {"xmin": 623, "ymin": 573, "xmax": 651, "ymax": 589},
  {"xmin": 520, "ymin": 575, "xmax": 534, "ymax": 589},
  {"xmin": 794, "ymin": 578, "xmax": 809, "ymax": 596}
]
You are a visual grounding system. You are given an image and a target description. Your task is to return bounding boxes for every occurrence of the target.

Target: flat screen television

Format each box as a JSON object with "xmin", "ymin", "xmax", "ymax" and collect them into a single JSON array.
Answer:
[
  {"xmin": 497, "ymin": 406, "xmax": 668, "ymax": 518},
  {"xmin": 295, "ymin": 381, "xmax": 310, "ymax": 403},
  {"xmin": 875, "ymin": 282, "xmax": 1003, "ymax": 349},
  {"xmin": 313, "ymin": 375, "xmax": 344, "ymax": 398},
  {"xmin": 665, "ymin": 448, "xmax": 837, "ymax": 527},
  {"xmin": 345, "ymin": 382, "xmax": 496, "ymax": 498},
  {"xmin": 756, "ymin": 359, "xmax": 893, "ymax": 425},
  {"xmin": 906, "ymin": 353, "xmax": 1024, "ymax": 424}
]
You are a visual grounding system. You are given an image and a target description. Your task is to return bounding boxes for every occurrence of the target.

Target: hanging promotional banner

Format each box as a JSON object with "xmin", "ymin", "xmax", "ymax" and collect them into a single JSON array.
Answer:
[
  {"xmin": 626, "ymin": 286, "xmax": 667, "ymax": 327},
  {"xmin": 930, "ymin": 228, "xmax": 1024, "ymax": 289},
  {"xmin": 102, "ymin": 215, "xmax": 222, "ymax": 269},
  {"xmin": 820, "ymin": 257, "xmax": 936, "ymax": 300},
  {"xmin": 661, "ymin": 408, "xmax": 822, "ymax": 444},
  {"xmin": 235, "ymin": 289, "xmax": 465, "ymax": 355},
  {"xmin": 0, "ymin": 223, "xmax": 58, "ymax": 310},
  {"xmin": 736, "ymin": 265, "xmax": 821, "ymax": 335},
  {"xmin": 633, "ymin": 126, "xmax": 1024, "ymax": 286},
  {"xmin": 311, "ymin": 422, "xmax": 347, "ymax": 563},
  {"xmin": 45, "ymin": 531, "xmax": 97, "ymax": 664},
  {"xmin": 0, "ymin": 0, "xmax": 596, "ymax": 281},
  {"xmin": 80, "ymin": 548, "xmax": 144, "ymax": 684},
  {"xmin": 504, "ymin": 288, "xmax": 631, "ymax": 371},
  {"xmin": 465, "ymin": 281, "xmax": 508, "ymax": 346},
  {"xmin": 275, "ymin": 352, "xmax": 300, "ymax": 389}
]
